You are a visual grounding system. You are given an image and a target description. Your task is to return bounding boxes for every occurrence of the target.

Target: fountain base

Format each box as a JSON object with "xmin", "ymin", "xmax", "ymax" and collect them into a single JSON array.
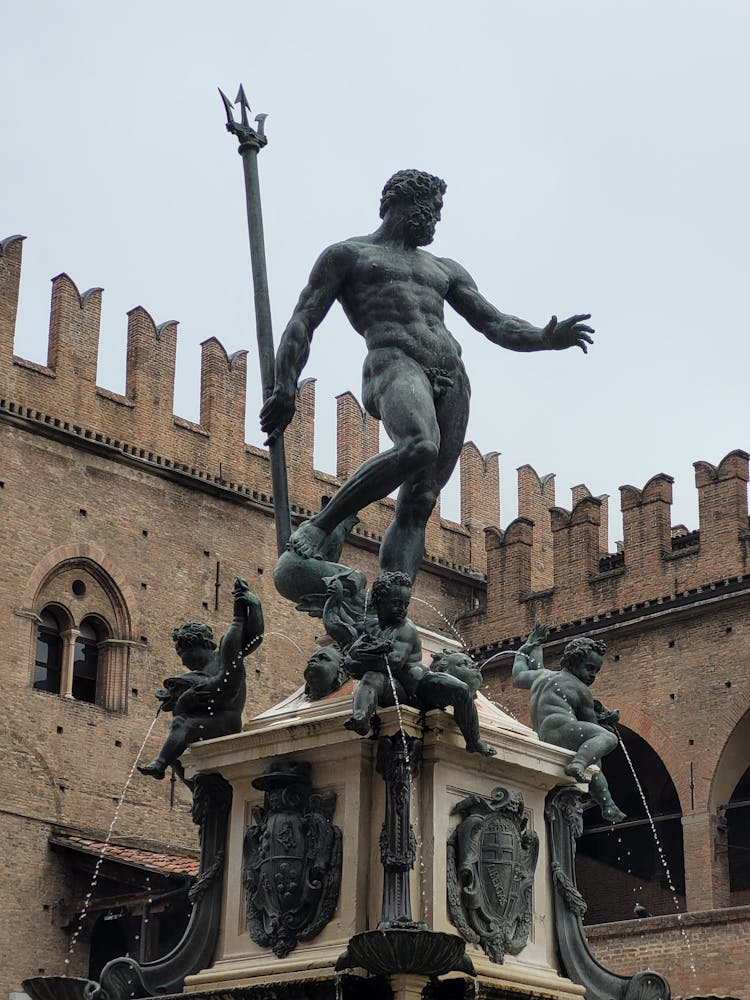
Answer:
[{"xmin": 336, "ymin": 926, "xmax": 475, "ymax": 978}]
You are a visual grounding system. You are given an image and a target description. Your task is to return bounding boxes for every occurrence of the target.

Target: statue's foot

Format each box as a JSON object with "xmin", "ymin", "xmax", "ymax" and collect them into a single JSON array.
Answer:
[
  {"xmin": 602, "ymin": 802, "xmax": 627, "ymax": 824},
  {"xmin": 288, "ymin": 522, "xmax": 327, "ymax": 560},
  {"xmin": 138, "ymin": 760, "xmax": 166, "ymax": 779},
  {"xmin": 344, "ymin": 715, "xmax": 371, "ymax": 737},
  {"xmin": 564, "ymin": 761, "xmax": 588, "ymax": 782},
  {"xmin": 469, "ymin": 739, "xmax": 497, "ymax": 757}
]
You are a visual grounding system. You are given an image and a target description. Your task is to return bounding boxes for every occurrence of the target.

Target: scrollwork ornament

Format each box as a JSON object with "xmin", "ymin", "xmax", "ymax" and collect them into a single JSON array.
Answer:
[
  {"xmin": 243, "ymin": 760, "xmax": 342, "ymax": 958},
  {"xmin": 447, "ymin": 786, "xmax": 538, "ymax": 964}
]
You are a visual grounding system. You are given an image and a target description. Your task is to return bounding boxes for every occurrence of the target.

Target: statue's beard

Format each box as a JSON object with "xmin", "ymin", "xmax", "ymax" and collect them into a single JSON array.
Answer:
[{"xmin": 405, "ymin": 205, "xmax": 437, "ymax": 246}]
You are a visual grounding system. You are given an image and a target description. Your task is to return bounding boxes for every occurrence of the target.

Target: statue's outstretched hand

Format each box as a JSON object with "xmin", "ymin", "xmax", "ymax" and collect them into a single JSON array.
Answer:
[
  {"xmin": 260, "ymin": 386, "xmax": 296, "ymax": 445},
  {"xmin": 526, "ymin": 619, "xmax": 549, "ymax": 646},
  {"xmin": 541, "ymin": 314, "xmax": 594, "ymax": 353},
  {"xmin": 232, "ymin": 576, "xmax": 253, "ymax": 600}
]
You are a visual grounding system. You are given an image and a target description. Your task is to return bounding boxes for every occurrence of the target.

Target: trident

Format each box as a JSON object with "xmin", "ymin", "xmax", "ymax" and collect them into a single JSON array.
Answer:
[{"xmin": 220, "ymin": 84, "xmax": 291, "ymax": 555}]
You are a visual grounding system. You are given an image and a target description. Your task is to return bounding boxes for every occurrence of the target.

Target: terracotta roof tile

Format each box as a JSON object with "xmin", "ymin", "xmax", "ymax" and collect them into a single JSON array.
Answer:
[{"xmin": 50, "ymin": 832, "xmax": 199, "ymax": 877}]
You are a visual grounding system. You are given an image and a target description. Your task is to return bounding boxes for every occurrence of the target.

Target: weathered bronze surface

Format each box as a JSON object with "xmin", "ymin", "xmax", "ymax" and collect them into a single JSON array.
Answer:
[
  {"xmin": 138, "ymin": 578, "xmax": 263, "ymax": 779},
  {"xmin": 447, "ymin": 786, "xmax": 538, "ymax": 964},
  {"xmin": 332, "ymin": 570, "xmax": 494, "ymax": 756},
  {"xmin": 261, "ymin": 169, "xmax": 593, "ymax": 583},
  {"xmin": 243, "ymin": 761, "xmax": 342, "ymax": 958},
  {"xmin": 221, "ymin": 85, "xmax": 291, "ymax": 554},
  {"xmin": 546, "ymin": 787, "xmax": 671, "ymax": 1000},
  {"xmin": 335, "ymin": 733, "xmax": 474, "ymax": 980},
  {"xmin": 512, "ymin": 621, "xmax": 626, "ymax": 823}
]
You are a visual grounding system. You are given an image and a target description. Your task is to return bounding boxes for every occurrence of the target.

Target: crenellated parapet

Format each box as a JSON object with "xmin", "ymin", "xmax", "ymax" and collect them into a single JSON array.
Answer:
[
  {"xmin": 473, "ymin": 454, "xmax": 750, "ymax": 644},
  {"xmin": 0, "ymin": 236, "xmax": 26, "ymax": 394},
  {"xmin": 693, "ymin": 449, "xmax": 749, "ymax": 575},
  {"xmin": 0, "ymin": 236, "xmax": 503, "ymax": 579},
  {"xmin": 335, "ymin": 391, "xmax": 379, "ymax": 481},
  {"xmin": 518, "ymin": 465, "xmax": 555, "ymax": 591}
]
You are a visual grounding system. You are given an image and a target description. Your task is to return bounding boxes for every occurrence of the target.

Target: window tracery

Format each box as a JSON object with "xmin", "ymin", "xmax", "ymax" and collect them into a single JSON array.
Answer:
[{"xmin": 27, "ymin": 556, "xmax": 132, "ymax": 711}]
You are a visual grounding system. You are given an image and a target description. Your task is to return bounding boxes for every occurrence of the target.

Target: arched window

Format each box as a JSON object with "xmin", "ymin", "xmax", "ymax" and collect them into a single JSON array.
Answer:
[
  {"xmin": 33, "ymin": 608, "xmax": 64, "ymax": 694},
  {"xmin": 26, "ymin": 553, "xmax": 132, "ymax": 712},
  {"xmin": 72, "ymin": 618, "xmax": 102, "ymax": 704},
  {"xmin": 726, "ymin": 765, "xmax": 750, "ymax": 905},
  {"xmin": 575, "ymin": 726, "xmax": 685, "ymax": 924}
]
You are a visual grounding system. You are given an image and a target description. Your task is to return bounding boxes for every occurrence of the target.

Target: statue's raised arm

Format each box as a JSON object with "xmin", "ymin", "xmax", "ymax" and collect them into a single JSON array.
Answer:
[
  {"xmin": 511, "ymin": 619, "xmax": 550, "ymax": 689},
  {"xmin": 138, "ymin": 578, "xmax": 264, "ymax": 780}
]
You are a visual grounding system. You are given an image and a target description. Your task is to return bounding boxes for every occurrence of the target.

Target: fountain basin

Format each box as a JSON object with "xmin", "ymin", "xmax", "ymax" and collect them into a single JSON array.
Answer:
[{"xmin": 335, "ymin": 927, "xmax": 475, "ymax": 978}]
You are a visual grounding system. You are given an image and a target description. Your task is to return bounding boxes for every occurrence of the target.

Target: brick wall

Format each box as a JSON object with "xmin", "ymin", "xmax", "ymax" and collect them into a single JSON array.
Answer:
[
  {"xmin": 2, "ymin": 232, "xmax": 747, "ymax": 996},
  {"xmin": 470, "ymin": 453, "xmax": 749, "ymax": 641},
  {"xmin": 0, "ymin": 235, "xmax": 501, "ymax": 579},
  {"xmin": 586, "ymin": 907, "xmax": 750, "ymax": 999},
  {"xmin": 0, "ymin": 235, "xmax": 494, "ymax": 995}
]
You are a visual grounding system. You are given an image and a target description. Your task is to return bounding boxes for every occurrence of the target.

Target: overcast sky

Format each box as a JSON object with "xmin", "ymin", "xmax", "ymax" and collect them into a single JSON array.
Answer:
[{"xmin": 3, "ymin": 1, "xmax": 748, "ymax": 544}]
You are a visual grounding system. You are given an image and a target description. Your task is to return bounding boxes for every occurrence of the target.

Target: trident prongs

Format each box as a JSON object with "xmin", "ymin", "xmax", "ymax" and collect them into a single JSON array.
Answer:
[
  {"xmin": 219, "ymin": 84, "xmax": 268, "ymax": 151},
  {"xmin": 235, "ymin": 84, "xmax": 250, "ymax": 126}
]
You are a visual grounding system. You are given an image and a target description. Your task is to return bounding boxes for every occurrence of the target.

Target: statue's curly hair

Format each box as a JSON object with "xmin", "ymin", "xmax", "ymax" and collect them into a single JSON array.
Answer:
[
  {"xmin": 371, "ymin": 570, "xmax": 413, "ymax": 607},
  {"xmin": 560, "ymin": 635, "xmax": 607, "ymax": 672},
  {"xmin": 379, "ymin": 169, "xmax": 447, "ymax": 219},
  {"xmin": 172, "ymin": 620, "xmax": 217, "ymax": 651}
]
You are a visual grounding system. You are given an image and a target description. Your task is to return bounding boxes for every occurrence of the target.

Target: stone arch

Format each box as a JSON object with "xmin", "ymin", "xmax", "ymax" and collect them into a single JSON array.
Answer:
[
  {"xmin": 614, "ymin": 701, "xmax": 687, "ymax": 814},
  {"xmin": 22, "ymin": 542, "xmax": 135, "ymax": 638},
  {"xmin": 0, "ymin": 727, "xmax": 62, "ymax": 823},
  {"xmin": 23, "ymin": 544, "xmax": 136, "ymax": 710},
  {"xmin": 576, "ymin": 723, "xmax": 686, "ymax": 923},
  {"xmin": 709, "ymin": 703, "xmax": 750, "ymax": 904},
  {"xmin": 709, "ymin": 701, "xmax": 750, "ymax": 815}
]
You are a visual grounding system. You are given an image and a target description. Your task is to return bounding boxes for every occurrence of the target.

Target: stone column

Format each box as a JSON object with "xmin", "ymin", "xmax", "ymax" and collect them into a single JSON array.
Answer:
[
  {"xmin": 60, "ymin": 627, "xmax": 80, "ymax": 698},
  {"xmin": 682, "ymin": 811, "xmax": 730, "ymax": 911},
  {"xmin": 389, "ymin": 973, "xmax": 430, "ymax": 1000},
  {"xmin": 376, "ymin": 733, "xmax": 424, "ymax": 930}
]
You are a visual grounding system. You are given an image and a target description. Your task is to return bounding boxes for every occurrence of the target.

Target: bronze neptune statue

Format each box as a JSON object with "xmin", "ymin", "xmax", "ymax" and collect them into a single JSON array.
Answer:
[{"xmin": 261, "ymin": 169, "xmax": 593, "ymax": 582}]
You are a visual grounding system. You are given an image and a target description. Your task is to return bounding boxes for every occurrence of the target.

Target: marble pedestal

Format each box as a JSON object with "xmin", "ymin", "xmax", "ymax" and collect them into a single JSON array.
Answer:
[{"xmin": 179, "ymin": 683, "xmax": 587, "ymax": 1000}]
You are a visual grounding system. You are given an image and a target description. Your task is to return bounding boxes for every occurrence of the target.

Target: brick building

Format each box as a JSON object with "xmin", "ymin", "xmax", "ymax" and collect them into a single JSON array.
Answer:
[
  {"xmin": 466, "ymin": 459, "xmax": 750, "ymax": 997},
  {"xmin": 1, "ymin": 233, "xmax": 748, "ymax": 998}
]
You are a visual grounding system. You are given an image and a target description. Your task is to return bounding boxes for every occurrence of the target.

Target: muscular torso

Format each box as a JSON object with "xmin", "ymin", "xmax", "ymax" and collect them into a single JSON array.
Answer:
[
  {"xmin": 363, "ymin": 614, "xmax": 426, "ymax": 698},
  {"xmin": 338, "ymin": 238, "xmax": 466, "ymax": 377}
]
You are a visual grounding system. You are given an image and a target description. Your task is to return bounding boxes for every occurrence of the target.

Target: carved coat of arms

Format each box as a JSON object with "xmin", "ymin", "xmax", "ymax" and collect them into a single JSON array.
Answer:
[
  {"xmin": 447, "ymin": 786, "xmax": 539, "ymax": 964},
  {"xmin": 242, "ymin": 760, "xmax": 342, "ymax": 958}
]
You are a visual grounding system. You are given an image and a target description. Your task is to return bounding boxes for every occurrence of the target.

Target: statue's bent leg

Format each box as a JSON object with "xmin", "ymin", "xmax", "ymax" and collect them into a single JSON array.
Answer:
[
  {"xmin": 379, "ymin": 477, "xmax": 439, "ymax": 579},
  {"xmin": 589, "ymin": 770, "xmax": 627, "ymax": 823},
  {"xmin": 138, "ymin": 718, "xmax": 191, "ymax": 778},
  {"xmin": 345, "ymin": 672, "xmax": 390, "ymax": 736},
  {"xmin": 291, "ymin": 365, "xmax": 440, "ymax": 560},
  {"xmin": 379, "ymin": 371, "xmax": 470, "ymax": 580},
  {"xmin": 564, "ymin": 725, "xmax": 619, "ymax": 777},
  {"xmin": 545, "ymin": 720, "xmax": 625, "ymax": 821},
  {"xmin": 416, "ymin": 673, "xmax": 495, "ymax": 756}
]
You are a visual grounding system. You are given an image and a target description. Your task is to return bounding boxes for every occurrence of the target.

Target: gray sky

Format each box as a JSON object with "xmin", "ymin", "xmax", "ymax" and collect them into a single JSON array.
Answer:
[{"xmin": 4, "ymin": 1, "xmax": 748, "ymax": 544}]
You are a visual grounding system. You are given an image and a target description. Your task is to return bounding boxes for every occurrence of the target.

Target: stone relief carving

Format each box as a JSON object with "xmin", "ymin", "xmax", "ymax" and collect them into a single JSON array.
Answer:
[
  {"xmin": 447, "ymin": 786, "xmax": 539, "ymax": 964},
  {"xmin": 242, "ymin": 760, "xmax": 342, "ymax": 958}
]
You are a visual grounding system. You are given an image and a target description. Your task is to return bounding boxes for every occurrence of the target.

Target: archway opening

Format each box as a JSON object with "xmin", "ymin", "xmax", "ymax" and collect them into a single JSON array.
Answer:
[
  {"xmin": 727, "ymin": 764, "xmax": 750, "ymax": 907},
  {"xmin": 33, "ymin": 607, "xmax": 64, "ymax": 694},
  {"xmin": 575, "ymin": 726, "xmax": 685, "ymax": 924},
  {"xmin": 72, "ymin": 617, "xmax": 106, "ymax": 703}
]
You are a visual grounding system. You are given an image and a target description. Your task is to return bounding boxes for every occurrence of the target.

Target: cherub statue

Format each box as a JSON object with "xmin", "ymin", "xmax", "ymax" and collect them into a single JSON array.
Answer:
[
  {"xmin": 342, "ymin": 571, "xmax": 495, "ymax": 756},
  {"xmin": 138, "ymin": 577, "xmax": 263, "ymax": 779},
  {"xmin": 303, "ymin": 644, "xmax": 347, "ymax": 701},
  {"xmin": 511, "ymin": 621, "xmax": 625, "ymax": 823},
  {"xmin": 430, "ymin": 649, "xmax": 484, "ymax": 696}
]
